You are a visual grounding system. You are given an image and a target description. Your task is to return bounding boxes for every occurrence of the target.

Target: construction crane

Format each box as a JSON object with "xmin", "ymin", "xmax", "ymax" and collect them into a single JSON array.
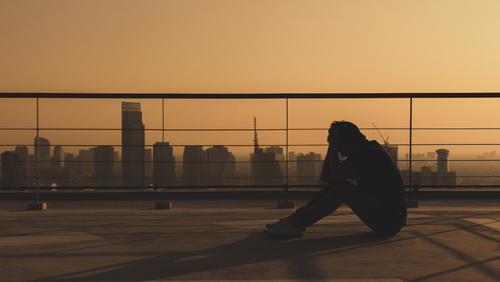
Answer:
[{"xmin": 372, "ymin": 122, "xmax": 389, "ymax": 145}]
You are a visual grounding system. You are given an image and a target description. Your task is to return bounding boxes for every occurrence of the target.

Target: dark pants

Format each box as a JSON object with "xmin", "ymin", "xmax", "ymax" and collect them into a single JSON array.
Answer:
[{"xmin": 290, "ymin": 181, "xmax": 404, "ymax": 236}]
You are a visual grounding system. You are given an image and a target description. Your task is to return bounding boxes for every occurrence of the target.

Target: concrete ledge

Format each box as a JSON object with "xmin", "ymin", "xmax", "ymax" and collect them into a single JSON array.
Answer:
[
  {"xmin": 2, "ymin": 190, "xmax": 500, "ymax": 202},
  {"xmin": 27, "ymin": 203, "xmax": 47, "ymax": 210},
  {"xmin": 155, "ymin": 202, "xmax": 172, "ymax": 209}
]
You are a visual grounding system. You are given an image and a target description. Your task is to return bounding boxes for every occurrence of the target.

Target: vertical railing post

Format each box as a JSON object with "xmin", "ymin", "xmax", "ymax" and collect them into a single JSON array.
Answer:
[
  {"xmin": 408, "ymin": 96, "xmax": 418, "ymax": 207},
  {"xmin": 409, "ymin": 97, "xmax": 412, "ymax": 187},
  {"xmin": 286, "ymin": 98, "xmax": 289, "ymax": 186},
  {"xmin": 162, "ymin": 98, "xmax": 164, "ymax": 195},
  {"xmin": 156, "ymin": 98, "xmax": 171, "ymax": 209},
  {"xmin": 36, "ymin": 97, "xmax": 39, "ymax": 204},
  {"xmin": 28, "ymin": 97, "xmax": 46, "ymax": 210},
  {"xmin": 279, "ymin": 98, "xmax": 294, "ymax": 208}
]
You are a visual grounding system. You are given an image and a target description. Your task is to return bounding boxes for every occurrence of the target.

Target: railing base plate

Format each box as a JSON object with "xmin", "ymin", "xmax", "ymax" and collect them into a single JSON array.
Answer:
[
  {"xmin": 407, "ymin": 200, "xmax": 419, "ymax": 208},
  {"xmin": 155, "ymin": 202, "xmax": 172, "ymax": 209},
  {"xmin": 27, "ymin": 203, "xmax": 47, "ymax": 210}
]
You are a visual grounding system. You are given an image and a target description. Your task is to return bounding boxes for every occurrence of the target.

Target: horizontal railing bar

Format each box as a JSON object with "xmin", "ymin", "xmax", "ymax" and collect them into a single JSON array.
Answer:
[
  {"xmin": 2, "ymin": 92, "xmax": 500, "ymax": 99},
  {"xmin": 22, "ymin": 160, "xmax": 500, "ymax": 162},
  {"xmin": 5, "ymin": 127, "xmax": 500, "ymax": 131},
  {"xmin": 0, "ymin": 144, "xmax": 325, "ymax": 147},
  {"xmin": 1, "ymin": 159, "xmax": 499, "ymax": 164},
  {"xmin": 410, "ymin": 143, "xmax": 500, "ymax": 146},
  {"xmin": 4, "ymin": 143, "xmax": 500, "ymax": 147},
  {"xmin": 3, "ymin": 174, "xmax": 500, "ymax": 179},
  {"xmin": 3, "ymin": 185, "xmax": 500, "ymax": 190},
  {"xmin": 0, "ymin": 128, "xmax": 324, "ymax": 131}
]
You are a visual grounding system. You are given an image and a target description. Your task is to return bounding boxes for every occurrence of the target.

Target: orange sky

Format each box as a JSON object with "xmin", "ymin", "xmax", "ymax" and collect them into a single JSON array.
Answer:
[
  {"xmin": 1, "ymin": 1, "xmax": 500, "ymax": 93},
  {"xmin": 1, "ymin": 1, "xmax": 500, "ymax": 159}
]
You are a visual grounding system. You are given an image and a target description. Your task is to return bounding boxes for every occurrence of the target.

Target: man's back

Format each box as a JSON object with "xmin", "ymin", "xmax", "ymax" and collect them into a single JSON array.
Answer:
[{"xmin": 342, "ymin": 140, "xmax": 407, "ymax": 220}]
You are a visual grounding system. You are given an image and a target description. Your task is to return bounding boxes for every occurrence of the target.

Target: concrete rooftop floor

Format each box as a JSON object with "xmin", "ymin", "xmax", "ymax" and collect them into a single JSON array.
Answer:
[{"xmin": 1, "ymin": 198, "xmax": 500, "ymax": 282}]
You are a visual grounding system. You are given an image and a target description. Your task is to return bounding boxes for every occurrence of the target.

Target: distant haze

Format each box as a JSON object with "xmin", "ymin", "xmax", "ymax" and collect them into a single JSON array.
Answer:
[
  {"xmin": 1, "ymin": 98, "xmax": 500, "ymax": 162},
  {"xmin": 1, "ymin": 1, "xmax": 500, "ymax": 160}
]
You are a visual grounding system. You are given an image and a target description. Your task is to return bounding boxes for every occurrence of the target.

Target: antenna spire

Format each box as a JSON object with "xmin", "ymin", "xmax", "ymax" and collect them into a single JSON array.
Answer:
[{"xmin": 253, "ymin": 117, "xmax": 259, "ymax": 150}]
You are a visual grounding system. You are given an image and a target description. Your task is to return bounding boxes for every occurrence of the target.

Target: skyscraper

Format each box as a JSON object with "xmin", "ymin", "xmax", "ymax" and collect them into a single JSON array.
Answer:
[
  {"xmin": 15, "ymin": 146, "xmax": 29, "ymax": 186},
  {"xmin": 64, "ymin": 153, "xmax": 77, "ymax": 176},
  {"xmin": 79, "ymin": 148, "xmax": 95, "ymax": 176},
  {"xmin": 144, "ymin": 148, "xmax": 153, "ymax": 185},
  {"xmin": 297, "ymin": 152, "xmax": 322, "ymax": 185},
  {"xmin": 1, "ymin": 151, "xmax": 21, "ymax": 187},
  {"xmin": 122, "ymin": 102, "xmax": 145, "ymax": 187},
  {"xmin": 34, "ymin": 137, "xmax": 50, "ymax": 169},
  {"xmin": 153, "ymin": 142, "xmax": 175, "ymax": 187},
  {"xmin": 206, "ymin": 145, "xmax": 236, "ymax": 186},
  {"xmin": 183, "ymin": 145, "xmax": 207, "ymax": 186},
  {"xmin": 251, "ymin": 118, "xmax": 284, "ymax": 186},
  {"xmin": 94, "ymin": 145, "xmax": 115, "ymax": 187},
  {"xmin": 51, "ymin": 145, "xmax": 64, "ymax": 168},
  {"xmin": 436, "ymin": 148, "xmax": 449, "ymax": 175}
]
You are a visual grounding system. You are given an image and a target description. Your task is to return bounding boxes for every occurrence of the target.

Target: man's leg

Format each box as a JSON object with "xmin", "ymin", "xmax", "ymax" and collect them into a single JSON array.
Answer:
[
  {"xmin": 289, "ymin": 181, "xmax": 352, "ymax": 231},
  {"xmin": 265, "ymin": 183, "xmax": 342, "ymax": 230},
  {"xmin": 266, "ymin": 181, "xmax": 403, "ymax": 237},
  {"xmin": 291, "ymin": 181, "xmax": 404, "ymax": 235}
]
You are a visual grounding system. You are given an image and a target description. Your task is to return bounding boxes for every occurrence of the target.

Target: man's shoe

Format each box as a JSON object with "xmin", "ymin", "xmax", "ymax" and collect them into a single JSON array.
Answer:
[
  {"xmin": 264, "ymin": 222, "xmax": 304, "ymax": 238},
  {"xmin": 265, "ymin": 217, "xmax": 291, "ymax": 229}
]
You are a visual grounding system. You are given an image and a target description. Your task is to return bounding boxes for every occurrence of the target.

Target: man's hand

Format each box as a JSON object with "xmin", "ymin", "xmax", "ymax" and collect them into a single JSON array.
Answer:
[
  {"xmin": 328, "ymin": 126, "xmax": 343, "ymax": 148},
  {"xmin": 321, "ymin": 125, "xmax": 349, "ymax": 182}
]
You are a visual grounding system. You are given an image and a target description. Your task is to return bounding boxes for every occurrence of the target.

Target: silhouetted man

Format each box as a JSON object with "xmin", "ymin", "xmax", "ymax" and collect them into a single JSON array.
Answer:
[{"xmin": 264, "ymin": 121, "xmax": 407, "ymax": 238}]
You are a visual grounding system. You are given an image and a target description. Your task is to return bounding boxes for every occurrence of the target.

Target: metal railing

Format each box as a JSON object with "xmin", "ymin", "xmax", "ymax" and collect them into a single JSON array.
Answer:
[{"xmin": 1, "ymin": 93, "xmax": 500, "ymax": 199}]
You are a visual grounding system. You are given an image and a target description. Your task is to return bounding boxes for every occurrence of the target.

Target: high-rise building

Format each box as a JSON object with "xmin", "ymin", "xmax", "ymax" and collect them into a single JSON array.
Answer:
[
  {"xmin": 64, "ymin": 153, "xmax": 77, "ymax": 176},
  {"xmin": 28, "ymin": 154, "xmax": 36, "ymax": 184},
  {"xmin": 251, "ymin": 118, "xmax": 284, "ymax": 186},
  {"xmin": 265, "ymin": 145, "xmax": 286, "ymax": 172},
  {"xmin": 383, "ymin": 143, "xmax": 398, "ymax": 165},
  {"xmin": 34, "ymin": 137, "xmax": 50, "ymax": 169},
  {"xmin": 297, "ymin": 152, "xmax": 322, "ymax": 185},
  {"xmin": 1, "ymin": 151, "xmax": 22, "ymax": 187},
  {"xmin": 122, "ymin": 102, "xmax": 145, "ymax": 187},
  {"xmin": 94, "ymin": 146, "xmax": 115, "ymax": 186},
  {"xmin": 144, "ymin": 148, "xmax": 152, "ymax": 185},
  {"xmin": 401, "ymin": 148, "xmax": 456, "ymax": 187},
  {"xmin": 206, "ymin": 145, "xmax": 236, "ymax": 186},
  {"xmin": 79, "ymin": 148, "xmax": 95, "ymax": 176},
  {"xmin": 114, "ymin": 151, "xmax": 121, "ymax": 179},
  {"xmin": 50, "ymin": 145, "xmax": 64, "ymax": 168},
  {"xmin": 287, "ymin": 151, "xmax": 298, "ymax": 183},
  {"xmin": 183, "ymin": 145, "xmax": 207, "ymax": 186},
  {"xmin": 436, "ymin": 148, "xmax": 449, "ymax": 175},
  {"xmin": 153, "ymin": 142, "xmax": 175, "ymax": 187},
  {"xmin": 14, "ymin": 146, "xmax": 29, "ymax": 186}
]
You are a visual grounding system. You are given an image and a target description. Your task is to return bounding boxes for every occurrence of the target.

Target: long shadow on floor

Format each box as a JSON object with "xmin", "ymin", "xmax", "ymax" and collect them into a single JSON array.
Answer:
[{"xmin": 39, "ymin": 232, "xmax": 389, "ymax": 282}]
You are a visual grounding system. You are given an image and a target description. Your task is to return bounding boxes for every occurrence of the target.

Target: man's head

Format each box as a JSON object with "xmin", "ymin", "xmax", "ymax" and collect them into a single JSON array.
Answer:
[{"xmin": 329, "ymin": 121, "xmax": 367, "ymax": 154}]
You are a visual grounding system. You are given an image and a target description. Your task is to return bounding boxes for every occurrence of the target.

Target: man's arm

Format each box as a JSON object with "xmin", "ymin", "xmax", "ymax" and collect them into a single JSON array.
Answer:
[{"xmin": 320, "ymin": 133, "xmax": 349, "ymax": 183}]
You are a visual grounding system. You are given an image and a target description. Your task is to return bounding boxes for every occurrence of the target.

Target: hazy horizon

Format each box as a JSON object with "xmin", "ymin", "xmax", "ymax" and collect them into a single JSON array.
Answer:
[
  {"xmin": 2, "ymin": 1, "xmax": 500, "ymax": 162},
  {"xmin": 1, "ymin": 97, "xmax": 500, "ymax": 162}
]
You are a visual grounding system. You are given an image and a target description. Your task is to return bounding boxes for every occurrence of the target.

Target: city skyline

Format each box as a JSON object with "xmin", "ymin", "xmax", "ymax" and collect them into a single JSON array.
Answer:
[
  {"xmin": 1, "ymin": 1, "xmax": 500, "ymax": 155},
  {"xmin": 0, "ymin": 101, "xmax": 329, "ymax": 187},
  {"xmin": 3, "ymin": 97, "xmax": 500, "ymax": 159}
]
